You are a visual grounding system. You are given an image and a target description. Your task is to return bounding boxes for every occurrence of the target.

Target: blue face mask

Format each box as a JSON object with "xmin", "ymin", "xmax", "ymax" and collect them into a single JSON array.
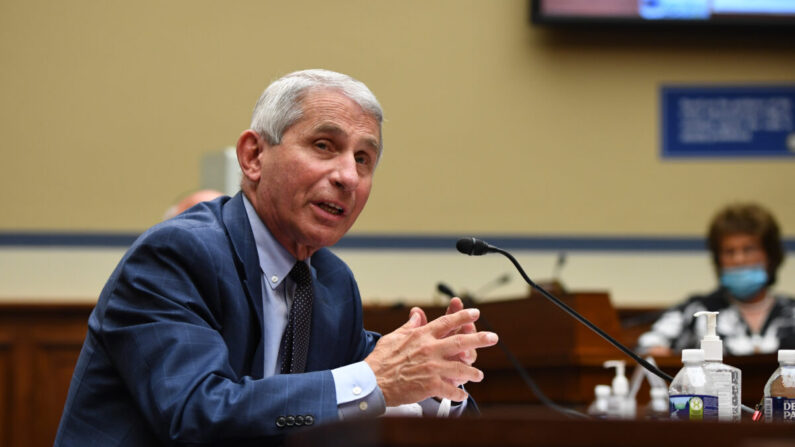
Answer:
[{"xmin": 720, "ymin": 266, "xmax": 768, "ymax": 301}]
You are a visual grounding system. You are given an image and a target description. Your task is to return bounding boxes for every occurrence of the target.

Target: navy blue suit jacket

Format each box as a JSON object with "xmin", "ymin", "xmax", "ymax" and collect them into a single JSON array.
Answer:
[{"xmin": 55, "ymin": 193, "xmax": 380, "ymax": 446}]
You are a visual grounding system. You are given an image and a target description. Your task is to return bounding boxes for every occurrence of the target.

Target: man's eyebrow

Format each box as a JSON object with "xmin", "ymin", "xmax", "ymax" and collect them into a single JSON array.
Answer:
[{"xmin": 313, "ymin": 123, "xmax": 381, "ymax": 153}]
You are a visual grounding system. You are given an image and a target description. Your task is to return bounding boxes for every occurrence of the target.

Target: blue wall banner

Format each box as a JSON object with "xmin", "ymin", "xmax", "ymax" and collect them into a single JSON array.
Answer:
[{"xmin": 661, "ymin": 85, "xmax": 795, "ymax": 158}]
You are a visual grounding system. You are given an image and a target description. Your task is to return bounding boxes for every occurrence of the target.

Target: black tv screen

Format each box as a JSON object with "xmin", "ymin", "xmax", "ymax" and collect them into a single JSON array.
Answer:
[{"xmin": 531, "ymin": 0, "xmax": 795, "ymax": 28}]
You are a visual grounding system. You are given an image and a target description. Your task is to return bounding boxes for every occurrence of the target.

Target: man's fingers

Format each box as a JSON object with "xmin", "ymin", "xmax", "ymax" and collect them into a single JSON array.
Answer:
[
  {"xmin": 460, "ymin": 321, "xmax": 476, "ymax": 335},
  {"xmin": 439, "ymin": 361, "xmax": 484, "ymax": 386},
  {"xmin": 435, "ymin": 381, "xmax": 470, "ymax": 403},
  {"xmin": 401, "ymin": 310, "xmax": 421, "ymax": 329},
  {"xmin": 457, "ymin": 349, "xmax": 477, "ymax": 365},
  {"xmin": 445, "ymin": 297, "xmax": 464, "ymax": 316},
  {"xmin": 439, "ymin": 332, "xmax": 498, "ymax": 358},
  {"xmin": 427, "ymin": 308, "xmax": 480, "ymax": 338},
  {"xmin": 410, "ymin": 307, "xmax": 428, "ymax": 327}
]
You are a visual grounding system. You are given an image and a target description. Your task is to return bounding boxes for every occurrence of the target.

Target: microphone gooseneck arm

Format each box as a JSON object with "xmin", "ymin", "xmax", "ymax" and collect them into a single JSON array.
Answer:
[
  {"xmin": 490, "ymin": 244, "xmax": 674, "ymax": 383},
  {"xmin": 456, "ymin": 237, "xmax": 756, "ymax": 415},
  {"xmin": 456, "ymin": 237, "xmax": 672, "ymax": 383}
]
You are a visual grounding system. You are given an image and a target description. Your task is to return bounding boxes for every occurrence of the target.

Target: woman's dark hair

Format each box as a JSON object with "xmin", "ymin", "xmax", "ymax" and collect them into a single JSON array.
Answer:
[{"xmin": 707, "ymin": 203, "xmax": 784, "ymax": 286}]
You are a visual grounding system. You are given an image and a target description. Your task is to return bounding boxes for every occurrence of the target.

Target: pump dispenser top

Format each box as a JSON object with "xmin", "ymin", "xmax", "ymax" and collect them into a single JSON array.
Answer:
[
  {"xmin": 603, "ymin": 360, "xmax": 629, "ymax": 396},
  {"xmin": 694, "ymin": 311, "xmax": 723, "ymax": 361}
]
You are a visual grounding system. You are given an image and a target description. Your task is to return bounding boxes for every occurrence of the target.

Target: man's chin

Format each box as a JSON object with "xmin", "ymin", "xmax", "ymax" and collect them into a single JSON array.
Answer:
[{"xmin": 300, "ymin": 231, "xmax": 347, "ymax": 252}]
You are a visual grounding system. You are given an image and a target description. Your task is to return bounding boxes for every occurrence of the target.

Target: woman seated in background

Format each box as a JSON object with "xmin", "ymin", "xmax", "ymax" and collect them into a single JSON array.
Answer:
[{"xmin": 638, "ymin": 202, "xmax": 795, "ymax": 357}]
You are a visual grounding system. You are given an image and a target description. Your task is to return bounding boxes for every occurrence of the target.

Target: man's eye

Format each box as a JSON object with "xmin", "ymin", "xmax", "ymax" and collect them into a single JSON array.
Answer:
[{"xmin": 355, "ymin": 153, "xmax": 372, "ymax": 166}]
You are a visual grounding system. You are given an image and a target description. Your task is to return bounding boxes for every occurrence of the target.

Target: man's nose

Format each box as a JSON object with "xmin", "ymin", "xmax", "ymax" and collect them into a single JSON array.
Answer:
[{"xmin": 331, "ymin": 154, "xmax": 359, "ymax": 191}]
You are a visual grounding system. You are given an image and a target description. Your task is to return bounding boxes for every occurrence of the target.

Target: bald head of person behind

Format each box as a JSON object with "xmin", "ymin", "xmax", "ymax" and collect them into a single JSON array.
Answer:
[{"xmin": 163, "ymin": 189, "xmax": 224, "ymax": 220}]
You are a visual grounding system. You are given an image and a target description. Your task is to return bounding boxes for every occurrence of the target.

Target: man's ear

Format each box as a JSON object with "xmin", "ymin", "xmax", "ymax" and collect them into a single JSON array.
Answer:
[{"xmin": 237, "ymin": 130, "xmax": 264, "ymax": 183}]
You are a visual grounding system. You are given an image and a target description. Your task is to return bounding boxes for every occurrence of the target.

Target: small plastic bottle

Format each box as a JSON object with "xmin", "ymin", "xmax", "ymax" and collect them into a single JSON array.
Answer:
[
  {"xmin": 763, "ymin": 349, "xmax": 795, "ymax": 423},
  {"xmin": 645, "ymin": 387, "xmax": 669, "ymax": 420},
  {"xmin": 603, "ymin": 360, "xmax": 635, "ymax": 419},
  {"xmin": 669, "ymin": 349, "xmax": 718, "ymax": 421},
  {"xmin": 587, "ymin": 384, "xmax": 611, "ymax": 419},
  {"xmin": 693, "ymin": 311, "xmax": 742, "ymax": 422}
]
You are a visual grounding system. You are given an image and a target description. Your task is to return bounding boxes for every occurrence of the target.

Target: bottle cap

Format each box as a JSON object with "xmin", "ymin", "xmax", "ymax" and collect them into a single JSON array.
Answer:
[
  {"xmin": 595, "ymin": 384, "xmax": 611, "ymax": 398},
  {"xmin": 778, "ymin": 350, "xmax": 795, "ymax": 363},
  {"xmin": 693, "ymin": 311, "xmax": 723, "ymax": 361},
  {"xmin": 681, "ymin": 349, "xmax": 704, "ymax": 363},
  {"xmin": 603, "ymin": 360, "xmax": 629, "ymax": 396},
  {"xmin": 650, "ymin": 387, "xmax": 667, "ymax": 399}
]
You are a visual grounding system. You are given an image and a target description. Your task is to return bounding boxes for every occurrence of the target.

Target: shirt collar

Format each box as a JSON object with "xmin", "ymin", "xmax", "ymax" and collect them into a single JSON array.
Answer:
[{"xmin": 242, "ymin": 194, "xmax": 306, "ymax": 290}]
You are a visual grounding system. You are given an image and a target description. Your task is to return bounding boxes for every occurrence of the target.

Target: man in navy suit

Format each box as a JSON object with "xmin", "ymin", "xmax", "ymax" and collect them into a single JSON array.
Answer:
[{"xmin": 55, "ymin": 69, "xmax": 498, "ymax": 446}]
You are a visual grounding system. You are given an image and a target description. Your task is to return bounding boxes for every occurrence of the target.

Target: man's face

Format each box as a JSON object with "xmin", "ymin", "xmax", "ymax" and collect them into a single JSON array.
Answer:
[
  {"xmin": 253, "ymin": 89, "xmax": 380, "ymax": 259},
  {"xmin": 719, "ymin": 233, "xmax": 768, "ymax": 270}
]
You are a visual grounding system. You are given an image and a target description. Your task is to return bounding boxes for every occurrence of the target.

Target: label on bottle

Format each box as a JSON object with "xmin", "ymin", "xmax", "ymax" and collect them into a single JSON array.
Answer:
[
  {"xmin": 710, "ymin": 370, "xmax": 732, "ymax": 421},
  {"xmin": 764, "ymin": 397, "xmax": 795, "ymax": 422},
  {"xmin": 669, "ymin": 395, "xmax": 718, "ymax": 421}
]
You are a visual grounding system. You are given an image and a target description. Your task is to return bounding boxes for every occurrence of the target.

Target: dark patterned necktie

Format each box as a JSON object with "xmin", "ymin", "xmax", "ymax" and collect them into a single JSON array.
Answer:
[{"xmin": 280, "ymin": 261, "xmax": 314, "ymax": 374}]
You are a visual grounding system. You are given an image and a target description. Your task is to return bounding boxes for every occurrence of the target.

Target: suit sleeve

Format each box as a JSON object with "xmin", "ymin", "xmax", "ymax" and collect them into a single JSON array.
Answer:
[{"xmin": 96, "ymin": 225, "xmax": 339, "ymax": 445}]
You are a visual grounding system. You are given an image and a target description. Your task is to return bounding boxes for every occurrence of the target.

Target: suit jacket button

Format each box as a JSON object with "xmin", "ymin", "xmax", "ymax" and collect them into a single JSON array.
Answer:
[
  {"xmin": 276, "ymin": 416, "xmax": 286, "ymax": 428},
  {"xmin": 295, "ymin": 415, "xmax": 305, "ymax": 426},
  {"xmin": 285, "ymin": 415, "xmax": 295, "ymax": 427},
  {"xmin": 304, "ymin": 415, "xmax": 314, "ymax": 426}
]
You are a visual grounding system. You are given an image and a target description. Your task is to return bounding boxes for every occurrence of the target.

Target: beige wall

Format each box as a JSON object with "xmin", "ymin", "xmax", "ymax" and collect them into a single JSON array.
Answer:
[{"xmin": 1, "ymin": 1, "xmax": 793, "ymax": 304}]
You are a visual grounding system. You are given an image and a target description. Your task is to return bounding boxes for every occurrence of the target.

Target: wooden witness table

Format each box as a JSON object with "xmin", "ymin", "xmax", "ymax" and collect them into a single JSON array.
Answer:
[{"xmin": 285, "ymin": 413, "xmax": 795, "ymax": 447}]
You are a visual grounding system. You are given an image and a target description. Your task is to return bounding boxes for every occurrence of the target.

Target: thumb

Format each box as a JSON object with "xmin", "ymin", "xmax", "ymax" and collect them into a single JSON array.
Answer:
[{"xmin": 403, "ymin": 310, "xmax": 422, "ymax": 329}]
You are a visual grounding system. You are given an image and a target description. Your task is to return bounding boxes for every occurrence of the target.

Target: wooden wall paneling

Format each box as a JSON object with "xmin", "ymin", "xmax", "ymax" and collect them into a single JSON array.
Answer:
[
  {"xmin": 0, "ymin": 304, "xmax": 91, "ymax": 447},
  {"xmin": 32, "ymin": 321, "xmax": 87, "ymax": 447},
  {"xmin": 9, "ymin": 317, "xmax": 32, "ymax": 447},
  {"xmin": 0, "ymin": 329, "xmax": 13, "ymax": 447}
]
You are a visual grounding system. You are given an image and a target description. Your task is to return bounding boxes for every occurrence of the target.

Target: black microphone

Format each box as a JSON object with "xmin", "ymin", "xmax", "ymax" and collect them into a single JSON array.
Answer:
[
  {"xmin": 456, "ymin": 237, "xmax": 495, "ymax": 256},
  {"xmin": 552, "ymin": 252, "xmax": 567, "ymax": 282},
  {"xmin": 437, "ymin": 282, "xmax": 457, "ymax": 299},
  {"xmin": 456, "ymin": 237, "xmax": 674, "ymax": 385}
]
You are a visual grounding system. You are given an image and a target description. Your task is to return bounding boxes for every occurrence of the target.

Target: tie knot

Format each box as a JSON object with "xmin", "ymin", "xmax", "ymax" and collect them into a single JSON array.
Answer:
[{"xmin": 290, "ymin": 261, "xmax": 311, "ymax": 285}]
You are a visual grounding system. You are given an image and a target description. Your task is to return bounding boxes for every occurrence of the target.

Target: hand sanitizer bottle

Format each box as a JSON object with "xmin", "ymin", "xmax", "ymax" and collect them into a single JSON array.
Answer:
[
  {"xmin": 669, "ymin": 349, "xmax": 718, "ymax": 421},
  {"xmin": 693, "ymin": 311, "xmax": 742, "ymax": 422},
  {"xmin": 587, "ymin": 384, "xmax": 611, "ymax": 419},
  {"xmin": 603, "ymin": 360, "xmax": 635, "ymax": 419},
  {"xmin": 763, "ymin": 349, "xmax": 795, "ymax": 422}
]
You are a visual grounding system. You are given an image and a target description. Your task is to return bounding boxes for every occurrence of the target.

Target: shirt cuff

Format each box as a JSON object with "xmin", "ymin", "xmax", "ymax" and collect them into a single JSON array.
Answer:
[{"xmin": 331, "ymin": 361, "xmax": 386, "ymax": 419}]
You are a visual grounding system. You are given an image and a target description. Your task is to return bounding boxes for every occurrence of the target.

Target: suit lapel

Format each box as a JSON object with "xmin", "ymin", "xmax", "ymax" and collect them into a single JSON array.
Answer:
[
  {"xmin": 221, "ymin": 193, "xmax": 265, "ymax": 375},
  {"xmin": 306, "ymin": 261, "xmax": 338, "ymax": 371}
]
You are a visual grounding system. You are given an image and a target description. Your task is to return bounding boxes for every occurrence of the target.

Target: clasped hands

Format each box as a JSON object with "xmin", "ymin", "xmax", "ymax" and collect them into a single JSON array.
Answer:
[{"xmin": 364, "ymin": 297, "xmax": 499, "ymax": 407}]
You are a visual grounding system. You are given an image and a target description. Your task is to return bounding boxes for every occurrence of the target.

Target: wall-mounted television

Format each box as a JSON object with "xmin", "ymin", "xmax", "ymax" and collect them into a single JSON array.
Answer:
[{"xmin": 531, "ymin": 0, "xmax": 795, "ymax": 28}]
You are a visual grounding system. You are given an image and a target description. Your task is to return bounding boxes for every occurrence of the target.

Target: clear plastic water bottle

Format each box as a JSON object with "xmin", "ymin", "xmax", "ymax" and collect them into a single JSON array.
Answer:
[
  {"xmin": 763, "ymin": 349, "xmax": 795, "ymax": 423},
  {"xmin": 669, "ymin": 349, "xmax": 718, "ymax": 421}
]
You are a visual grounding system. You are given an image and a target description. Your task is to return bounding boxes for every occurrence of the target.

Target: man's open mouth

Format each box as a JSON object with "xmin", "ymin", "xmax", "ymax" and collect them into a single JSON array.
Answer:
[{"xmin": 317, "ymin": 202, "xmax": 344, "ymax": 216}]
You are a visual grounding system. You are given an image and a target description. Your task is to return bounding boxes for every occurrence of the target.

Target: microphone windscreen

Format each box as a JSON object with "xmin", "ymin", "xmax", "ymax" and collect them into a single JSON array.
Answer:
[
  {"xmin": 456, "ymin": 237, "xmax": 476, "ymax": 255},
  {"xmin": 437, "ymin": 283, "xmax": 456, "ymax": 297},
  {"xmin": 457, "ymin": 237, "xmax": 493, "ymax": 255}
]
